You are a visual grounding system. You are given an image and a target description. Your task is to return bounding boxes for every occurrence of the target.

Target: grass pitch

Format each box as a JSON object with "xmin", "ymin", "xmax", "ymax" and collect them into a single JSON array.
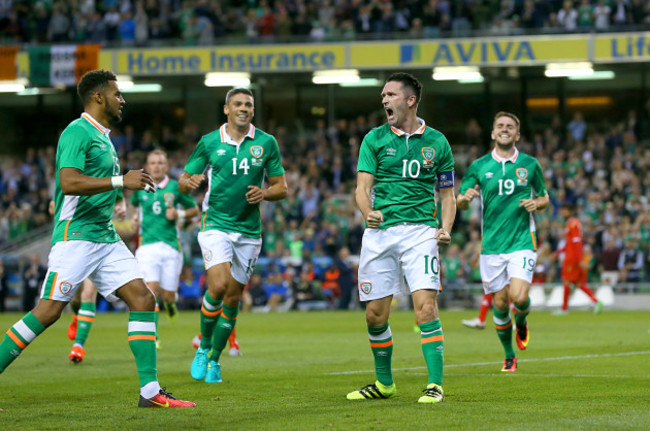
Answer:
[{"xmin": 0, "ymin": 309, "xmax": 648, "ymax": 430}]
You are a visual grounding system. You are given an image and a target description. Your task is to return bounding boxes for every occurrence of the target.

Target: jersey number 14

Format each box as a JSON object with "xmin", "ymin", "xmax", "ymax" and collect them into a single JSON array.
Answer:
[{"xmin": 232, "ymin": 158, "xmax": 250, "ymax": 175}]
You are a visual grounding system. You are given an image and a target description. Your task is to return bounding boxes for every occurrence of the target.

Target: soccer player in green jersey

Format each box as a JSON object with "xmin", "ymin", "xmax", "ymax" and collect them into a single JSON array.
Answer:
[
  {"xmin": 131, "ymin": 149, "xmax": 199, "ymax": 327},
  {"xmin": 0, "ymin": 70, "xmax": 195, "ymax": 408},
  {"xmin": 457, "ymin": 111, "xmax": 549, "ymax": 372},
  {"xmin": 346, "ymin": 72, "xmax": 456, "ymax": 404},
  {"xmin": 180, "ymin": 88, "xmax": 287, "ymax": 383}
]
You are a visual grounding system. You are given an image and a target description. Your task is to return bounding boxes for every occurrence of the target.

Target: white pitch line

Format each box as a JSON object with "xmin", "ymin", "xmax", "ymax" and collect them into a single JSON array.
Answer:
[
  {"xmin": 326, "ymin": 350, "xmax": 650, "ymax": 376},
  {"xmin": 411, "ymin": 373, "xmax": 637, "ymax": 378}
]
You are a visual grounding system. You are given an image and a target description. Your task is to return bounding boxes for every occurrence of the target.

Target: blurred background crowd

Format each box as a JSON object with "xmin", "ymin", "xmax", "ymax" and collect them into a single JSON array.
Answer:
[
  {"xmin": 1, "ymin": 106, "xmax": 648, "ymax": 311},
  {"xmin": 2, "ymin": 0, "xmax": 650, "ymax": 46}
]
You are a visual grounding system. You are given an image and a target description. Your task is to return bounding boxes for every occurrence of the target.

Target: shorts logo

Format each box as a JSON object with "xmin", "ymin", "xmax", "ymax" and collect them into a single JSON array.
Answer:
[
  {"xmin": 482, "ymin": 281, "xmax": 490, "ymax": 291},
  {"xmin": 250, "ymin": 146, "xmax": 264, "ymax": 159},
  {"xmin": 59, "ymin": 281, "xmax": 73, "ymax": 295},
  {"xmin": 360, "ymin": 282, "xmax": 372, "ymax": 294},
  {"xmin": 515, "ymin": 168, "xmax": 528, "ymax": 185},
  {"xmin": 204, "ymin": 251, "xmax": 213, "ymax": 262}
]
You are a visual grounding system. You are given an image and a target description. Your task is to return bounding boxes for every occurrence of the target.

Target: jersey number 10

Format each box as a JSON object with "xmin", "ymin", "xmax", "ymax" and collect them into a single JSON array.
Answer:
[{"xmin": 402, "ymin": 159, "xmax": 421, "ymax": 178}]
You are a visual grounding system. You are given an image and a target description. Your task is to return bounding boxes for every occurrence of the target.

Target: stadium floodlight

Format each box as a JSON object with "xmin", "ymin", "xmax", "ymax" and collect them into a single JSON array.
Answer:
[
  {"xmin": 458, "ymin": 76, "xmax": 485, "ymax": 84},
  {"xmin": 432, "ymin": 66, "xmax": 482, "ymax": 81},
  {"xmin": 339, "ymin": 78, "xmax": 382, "ymax": 87},
  {"xmin": 204, "ymin": 72, "xmax": 251, "ymax": 87},
  {"xmin": 120, "ymin": 83, "xmax": 163, "ymax": 93},
  {"xmin": 312, "ymin": 69, "xmax": 360, "ymax": 84},
  {"xmin": 544, "ymin": 62, "xmax": 593, "ymax": 78},
  {"xmin": 568, "ymin": 70, "xmax": 615, "ymax": 80},
  {"xmin": 116, "ymin": 75, "xmax": 134, "ymax": 90},
  {"xmin": 16, "ymin": 87, "xmax": 63, "ymax": 96},
  {"xmin": 0, "ymin": 78, "xmax": 28, "ymax": 93}
]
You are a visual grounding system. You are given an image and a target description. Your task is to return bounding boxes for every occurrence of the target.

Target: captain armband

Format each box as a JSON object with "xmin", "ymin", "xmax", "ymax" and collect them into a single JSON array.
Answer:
[{"xmin": 437, "ymin": 171, "xmax": 455, "ymax": 188}]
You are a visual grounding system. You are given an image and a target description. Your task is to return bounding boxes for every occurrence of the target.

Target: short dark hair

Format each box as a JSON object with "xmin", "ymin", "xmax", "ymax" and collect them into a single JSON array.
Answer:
[
  {"xmin": 77, "ymin": 69, "xmax": 117, "ymax": 106},
  {"xmin": 225, "ymin": 87, "xmax": 254, "ymax": 104},
  {"xmin": 493, "ymin": 111, "xmax": 520, "ymax": 131},
  {"xmin": 386, "ymin": 72, "xmax": 422, "ymax": 105}
]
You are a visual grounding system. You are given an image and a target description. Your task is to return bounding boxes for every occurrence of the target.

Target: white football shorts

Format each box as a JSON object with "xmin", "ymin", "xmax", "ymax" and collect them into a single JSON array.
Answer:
[
  {"xmin": 358, "ymin": 224, "xmax": 441, "ymax": 301},
  {"xmin": 480, "ymin": 249, "xmax": 537, "ymax": 294},
  {"xmin": 135, "ymin": 242, "xmax": 183, "ymax": 292},
  {"xmin": 41, "ymin": 240, "xmax": 143, "ymax": 302},
  {"xmin": 197, "ymin": 229, "xmax": 262, "ymax": 285}
]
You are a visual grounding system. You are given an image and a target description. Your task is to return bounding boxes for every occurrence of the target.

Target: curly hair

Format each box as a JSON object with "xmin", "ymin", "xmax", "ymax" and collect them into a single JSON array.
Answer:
[{"xmin": 77, "ymin": 69, "xmax": 117, "ymax": 106}]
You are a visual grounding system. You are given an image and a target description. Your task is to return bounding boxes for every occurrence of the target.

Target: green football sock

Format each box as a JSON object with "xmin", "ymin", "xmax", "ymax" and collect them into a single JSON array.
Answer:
[
  {"xmin": 493, "ymin": 307, "xmax": 515, "ymax": 359},
  {"xmin": 419, "ymin": 319, "xmax": 444, "ymax": 386},
  {"xmin": 74, "ymin": 301, "xmax": 96, "ymax": 348},
  {"xmin": 200, "ymin": 292, "xmax": 223, "ymax": 350},
  {"xmin": 209, "ymin": 303, "xmax": 238, "ymax": 362},
  {"xmin": 128, "ymin": 311, "xmax": 158, "ymax": 387},
  {"xmin": 514, "ymin": 297, "xmax": 531, "ymax": 328},
  {"xmin": 0, "ymin": 312, "xmax": 45, "ymax": 373},
  {"xmin": 368, "ymin": 323, "xmax": 393, "ymax": 386}
]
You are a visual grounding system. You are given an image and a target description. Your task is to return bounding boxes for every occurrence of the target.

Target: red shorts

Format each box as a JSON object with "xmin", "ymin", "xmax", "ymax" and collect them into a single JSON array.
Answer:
[{"xmin": 562, "ymin": 261, "xmax": 587, "ymax": 284}]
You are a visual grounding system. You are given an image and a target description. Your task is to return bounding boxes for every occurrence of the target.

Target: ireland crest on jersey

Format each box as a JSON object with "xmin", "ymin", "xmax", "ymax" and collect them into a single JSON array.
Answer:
[
  {"xmin": 250, "ymin": 145, "xmax": 264, "ymax": 159},
  {"xmin": 421, "ymin": 147, "xmax": 436, "ymax": 169},
  {"xmin": 516, "ymin": 168, "xmax": 528, "ymax": 185}
]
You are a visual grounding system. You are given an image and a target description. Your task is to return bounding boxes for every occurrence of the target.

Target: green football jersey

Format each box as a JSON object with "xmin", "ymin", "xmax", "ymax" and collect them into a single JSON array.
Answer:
[
  {"xmin": 184, "ymin": 124, "xmax": 285, "ymax": 238},
  {"xmin": 131, "ymin": 176, "xmax": 196, "ymax": 250},
  {"xmin": 52, "ymin": 113, "xmax": 121, "ymax": 245},
  {"xmin": 357, "ymin": 120, "xmax": 455, "ymax": 229},
  {"xmin": 459, "ymin": 148, "xmax": 548, "ymax": 254}
]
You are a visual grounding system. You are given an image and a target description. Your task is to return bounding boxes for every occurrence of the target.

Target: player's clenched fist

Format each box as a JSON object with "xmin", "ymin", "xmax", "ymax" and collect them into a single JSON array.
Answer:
[
  {"xmin": 366, "ymin": 210, "xmax": 384, "ymax": 229},
  {"xmin": 124, "ymin": 169, "xmax": 155, "ymax": 192},
  {"xmin": 186, "ymin": 174, "xmax": 205, "ymax": 191}
]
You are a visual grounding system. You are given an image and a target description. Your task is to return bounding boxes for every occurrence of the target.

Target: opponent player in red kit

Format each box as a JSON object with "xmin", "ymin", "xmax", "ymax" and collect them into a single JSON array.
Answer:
[{"xmin": 554, "ymin": 203, "xmax": 603, "ymax": 315}]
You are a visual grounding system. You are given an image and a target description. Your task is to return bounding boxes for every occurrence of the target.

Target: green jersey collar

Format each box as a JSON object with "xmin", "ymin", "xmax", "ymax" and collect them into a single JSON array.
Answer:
[
  {"xmin": 81, "ymin": 112, "xmax": 110, "ymax": 136},
  {"xmin": 491, "ymin": 147, "xmax": 519, "ymax": 163},
  {"xmin": 219, "ymin": 123, "xmax": 256, "ymax": 146},
  {"xmin": 389, "ymin": 117, "xmax": 426, "ymax": 137}
]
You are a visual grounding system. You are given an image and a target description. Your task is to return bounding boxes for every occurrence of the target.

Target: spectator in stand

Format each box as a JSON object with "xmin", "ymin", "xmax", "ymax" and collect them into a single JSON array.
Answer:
[
  {"xmin": 618, "ymin": 238, "xmax": 644, "ymax": 284},
  {"xmin": 594, "ymin": 1, "xmax": 612, "ymax": 30},
  {"xmin": 22, "ymin": 254, "xmax": 46, "ymax": 312},
  {"xmin": 0, "ymin": 258, "xmax": 7, "ymax": 312},
  {"xmin": 557, "ymin": 0, "xmax": 578, "ymax": 31}
]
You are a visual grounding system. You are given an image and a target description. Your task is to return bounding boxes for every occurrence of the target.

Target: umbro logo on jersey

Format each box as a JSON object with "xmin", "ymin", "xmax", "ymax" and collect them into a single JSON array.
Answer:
[
  {"xmin": 485, "ymin": 172, "xmax": 494, "ymax": 178},
  {"xmin": 386, "ymin": 148, "xmax": 396, "ymax": 156},
  {"xmin": 217, "ymin": 149, "xmax": 226, "ymax": 156}
]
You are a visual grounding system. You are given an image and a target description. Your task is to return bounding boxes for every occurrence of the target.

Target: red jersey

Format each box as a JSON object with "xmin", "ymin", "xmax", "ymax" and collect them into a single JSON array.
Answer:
[{"xmin": 563, "ymin": 217, "xmax": 583, "ymax": 263}]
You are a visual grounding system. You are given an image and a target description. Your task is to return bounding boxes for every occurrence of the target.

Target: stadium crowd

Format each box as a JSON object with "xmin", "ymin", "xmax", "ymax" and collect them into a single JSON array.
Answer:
[
  {"xmin": 0, "ymin": 107, "xmax": 649, "ymax": 311},
  {"xmin": 1, "ymin": 0, "xmax": 650, "ymax": 46}
]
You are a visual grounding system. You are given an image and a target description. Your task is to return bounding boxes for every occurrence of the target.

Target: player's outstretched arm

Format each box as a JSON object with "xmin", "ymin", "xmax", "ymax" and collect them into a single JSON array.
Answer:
[
  {"xmin": 60, "ymin": 168, "xmax": 154, "ymax": 196},
  {"xmin": 178, "ymin": 171, "xmax": 205, "ymax": 194}
]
